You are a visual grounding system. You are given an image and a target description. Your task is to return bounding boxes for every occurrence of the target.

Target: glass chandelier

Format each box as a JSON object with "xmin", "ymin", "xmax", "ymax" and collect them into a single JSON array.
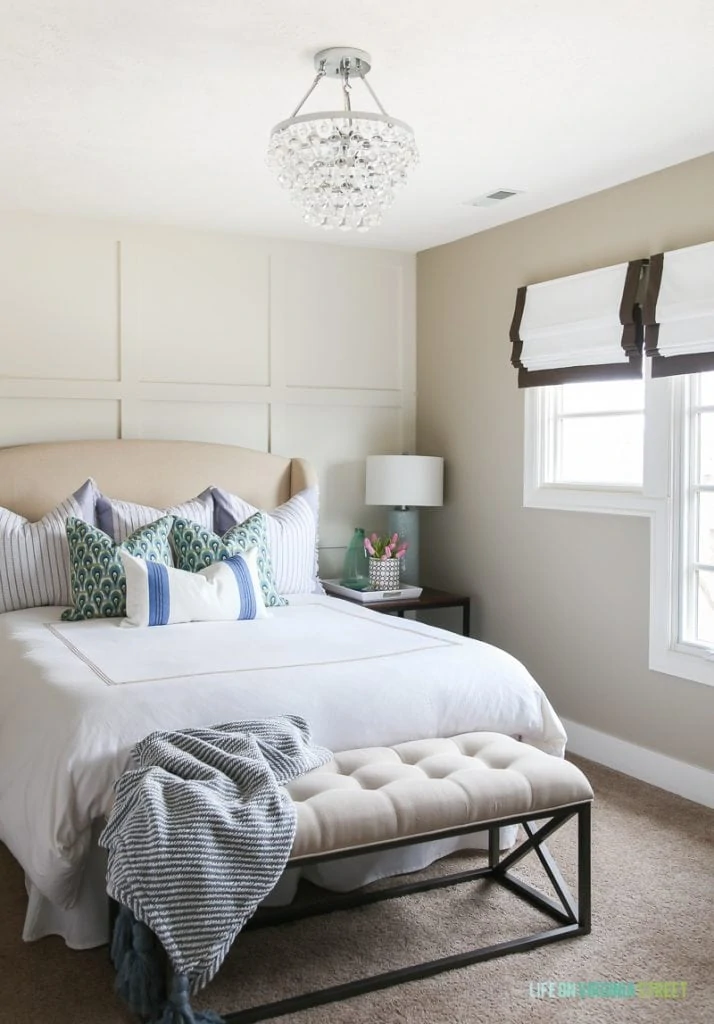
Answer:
[{"xmin": 267, "ymin": 47, "xmax": 418, "ymax": 232}]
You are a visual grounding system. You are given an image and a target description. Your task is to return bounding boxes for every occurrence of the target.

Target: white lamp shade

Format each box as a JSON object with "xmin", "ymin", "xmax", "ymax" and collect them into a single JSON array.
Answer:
[{"xmin": 365, "ymin": 455, "xmax": 444, "ymax": 508}]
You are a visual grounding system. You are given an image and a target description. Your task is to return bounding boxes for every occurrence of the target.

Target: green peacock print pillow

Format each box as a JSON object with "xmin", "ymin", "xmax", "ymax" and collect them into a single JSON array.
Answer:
[
  {"xmin": 171, "ymin": 514, "xmax": 287, "ymax": 607},
  {"xmin": 61, "ymin": 515, "xmax": 174, "ymax": 621}
]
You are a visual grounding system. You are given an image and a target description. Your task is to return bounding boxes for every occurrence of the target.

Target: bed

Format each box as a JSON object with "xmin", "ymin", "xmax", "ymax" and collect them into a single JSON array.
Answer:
[{"xmin": 0, "ymin": 440, "xmax": 567, "ymax": 951}]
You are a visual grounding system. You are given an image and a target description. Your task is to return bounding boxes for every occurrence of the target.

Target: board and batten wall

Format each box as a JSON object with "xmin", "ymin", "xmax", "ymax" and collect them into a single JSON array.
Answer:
[
  {"xmin": 417, "ymin": 152, "xmax": 714, "ymax": 773},
  {"xmin": 0, "ymin": 212, "xmax": 416, "ymax": 576}
]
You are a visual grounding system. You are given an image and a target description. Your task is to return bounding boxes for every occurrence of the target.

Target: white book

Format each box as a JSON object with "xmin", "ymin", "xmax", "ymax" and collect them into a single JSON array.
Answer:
[{"xmin": 322, "ymin": 579, "xmax": 423, "ymax": 603}]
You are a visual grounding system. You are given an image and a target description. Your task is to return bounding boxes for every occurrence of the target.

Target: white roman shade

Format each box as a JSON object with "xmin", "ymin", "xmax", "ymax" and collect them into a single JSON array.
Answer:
[
  {"xmin": 644, "ymin": 240, "xmax": 714, "ymax": 377},
  {"xmin": 510, "ymin": 260, "xmax": 644, "ymax": 388}
]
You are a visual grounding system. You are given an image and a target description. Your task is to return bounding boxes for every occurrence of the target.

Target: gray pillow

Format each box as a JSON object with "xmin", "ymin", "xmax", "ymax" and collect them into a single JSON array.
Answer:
[{"xmin": 0, "ymin": 479, "xmax": 97, "ymax": 613}]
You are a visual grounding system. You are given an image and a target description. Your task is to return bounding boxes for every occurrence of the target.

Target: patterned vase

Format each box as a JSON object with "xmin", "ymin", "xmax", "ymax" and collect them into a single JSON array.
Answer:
[{"xmin": 368, "ymin": 557, "xmax": 401, "ymax": 590}]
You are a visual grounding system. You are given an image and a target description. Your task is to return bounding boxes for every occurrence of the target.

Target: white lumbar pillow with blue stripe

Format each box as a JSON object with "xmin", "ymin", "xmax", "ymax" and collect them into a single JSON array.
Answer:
[{"xmin": 120, "ymin": 547, "xmax": 268, "ymax": 627}]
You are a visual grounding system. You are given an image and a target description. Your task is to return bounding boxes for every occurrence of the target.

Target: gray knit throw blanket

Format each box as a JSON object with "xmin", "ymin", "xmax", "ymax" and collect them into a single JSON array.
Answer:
[{"xmin": 100, "ymin": 716, "xmax": 331, "ymax": 1003}]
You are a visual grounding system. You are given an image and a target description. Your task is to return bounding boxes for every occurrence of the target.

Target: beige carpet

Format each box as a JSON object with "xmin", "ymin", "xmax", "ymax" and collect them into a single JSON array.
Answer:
[{"xmin": 1, "ymin": 756, "xmax": 712, "ymax": 1024}]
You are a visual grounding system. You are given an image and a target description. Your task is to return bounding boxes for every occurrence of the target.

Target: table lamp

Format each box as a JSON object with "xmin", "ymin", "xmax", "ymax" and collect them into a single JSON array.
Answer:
[{"xmin": 365, "ymin": 454, "xmax": 444, "ymax": 585}]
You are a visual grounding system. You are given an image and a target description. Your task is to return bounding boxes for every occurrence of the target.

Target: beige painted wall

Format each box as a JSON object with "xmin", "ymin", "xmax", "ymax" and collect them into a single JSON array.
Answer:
[
  {"xmin": 417, "ymin": 153, "xmax": 714, "ymax": 771},
  {"xmin": 0, "ymin": 212, "xmax": 416, "ymax": 577}
]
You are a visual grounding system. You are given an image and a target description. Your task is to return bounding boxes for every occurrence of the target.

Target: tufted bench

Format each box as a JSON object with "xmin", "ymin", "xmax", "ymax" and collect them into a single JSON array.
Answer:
[{"xmin": 229, "ymin": 732, "xmax": 593, "ymax": 1024}]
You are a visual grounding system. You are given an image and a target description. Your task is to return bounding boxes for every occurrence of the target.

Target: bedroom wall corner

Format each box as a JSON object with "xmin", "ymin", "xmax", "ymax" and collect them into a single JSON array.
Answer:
[{"xmin": 416, "ymin": 152, "xmax": 714, "ymax": 773}]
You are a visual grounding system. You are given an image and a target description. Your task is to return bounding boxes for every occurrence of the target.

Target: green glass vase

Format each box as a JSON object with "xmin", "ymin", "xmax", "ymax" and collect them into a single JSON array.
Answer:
[{"xmin": 341, "ymin": 528, "xmax": 371, "ymax": 590}]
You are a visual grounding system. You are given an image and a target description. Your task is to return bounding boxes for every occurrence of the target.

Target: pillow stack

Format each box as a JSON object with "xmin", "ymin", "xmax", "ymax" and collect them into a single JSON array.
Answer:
[{"xmin": 0, "ymin": 478, "xmax": 322, "ymax": 627}]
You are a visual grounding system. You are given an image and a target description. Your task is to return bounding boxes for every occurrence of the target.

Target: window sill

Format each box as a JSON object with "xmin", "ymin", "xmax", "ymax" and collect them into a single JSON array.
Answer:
[
  {"xmin": 649, "ymin": 643, "xmax": 714, "ymax": 689},
  {"xmin": 523, "ymin": 482, "xmax": 655, "ymax": 517}
]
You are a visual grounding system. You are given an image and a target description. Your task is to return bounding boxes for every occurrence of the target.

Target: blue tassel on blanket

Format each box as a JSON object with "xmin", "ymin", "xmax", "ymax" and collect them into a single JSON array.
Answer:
[
  {"xmin": 111, "ymin": 905, "xmax": 167, "ymax": 1019},
  {"xmin": 110, "ymin": 903, "xmax": 134, "ymax": 970},
  {"xmin": 157, "ymin": 974, "xmax": 224, "ymax": 1024}
]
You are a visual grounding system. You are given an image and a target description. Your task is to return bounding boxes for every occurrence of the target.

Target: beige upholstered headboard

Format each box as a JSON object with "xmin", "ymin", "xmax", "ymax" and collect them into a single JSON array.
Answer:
[{"xmin": 0, "ymin": 441, "xmax": 317, "ymax": 521}]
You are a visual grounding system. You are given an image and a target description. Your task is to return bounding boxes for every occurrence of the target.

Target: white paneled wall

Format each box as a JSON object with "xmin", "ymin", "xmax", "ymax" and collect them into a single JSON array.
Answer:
[{"xmin": 0, "ymin": 214, "xmax": 415, "ymax": 573}]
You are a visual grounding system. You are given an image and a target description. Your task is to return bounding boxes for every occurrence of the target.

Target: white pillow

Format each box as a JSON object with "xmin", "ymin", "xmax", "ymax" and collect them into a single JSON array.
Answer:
[
  {"xmin": 121, "ymin": 547, "xmax": 268, "ymax": 627},
  {"xmin": 96, "ymin": 489, "xmax": 213, "ymax": 543},
  {"xmin": 0, "ymin": 479, "xmax": 97, "ymax": 614},
  {"xmin": 211, "ymin": 485, "xmax": 323, "ymax": 596}
]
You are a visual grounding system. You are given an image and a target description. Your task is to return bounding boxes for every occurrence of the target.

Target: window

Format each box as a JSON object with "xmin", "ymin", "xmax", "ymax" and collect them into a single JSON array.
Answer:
[
  {"xmin": 542, "ymin": 378, "xmax": 645, "ymax": 488},
  {"xmin": 524, "ymin": 376, "xmax": 655, "ymax": 516},
  {"xmin": 525, "ymin": 370, "xmax": 714, "ymax": 688},
  {"xmin": 516, "ymin": 238, "xmax": 714, "ymax": 686},
  {"xmin": 679, "ymin": 371, "xmax": 714, "ymax": 649}
]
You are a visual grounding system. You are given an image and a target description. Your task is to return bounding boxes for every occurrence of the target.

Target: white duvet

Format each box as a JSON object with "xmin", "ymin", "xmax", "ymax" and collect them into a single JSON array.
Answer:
[{"xmin": 0, "ymin": 595, "xmax": 566, "ymax": 938}]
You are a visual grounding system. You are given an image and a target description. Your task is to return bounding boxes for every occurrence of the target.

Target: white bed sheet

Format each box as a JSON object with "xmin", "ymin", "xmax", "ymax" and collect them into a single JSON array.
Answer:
[{"xmin": 0, "ymin": 595, "xmax": 566, "ymax": 947}]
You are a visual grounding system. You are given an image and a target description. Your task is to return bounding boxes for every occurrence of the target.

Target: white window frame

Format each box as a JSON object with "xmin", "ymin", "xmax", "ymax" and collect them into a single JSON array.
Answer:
[{"xmin": 524, "ymin": 371, "xmax": 714, "ymax": 689}]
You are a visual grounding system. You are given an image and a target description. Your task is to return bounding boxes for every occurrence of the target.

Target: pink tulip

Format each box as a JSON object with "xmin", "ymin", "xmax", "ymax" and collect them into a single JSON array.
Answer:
[
  {"xmin": 385, "ymin": 544, "xmax": 393, "ymax": 558},
  {"xmin": 396, "ymin": 544, "xmax": 407, "ymax": 558},
  {"xmin": 370, "ymin": 533, "xmax": 378, "ymax": 543},
  {"xmin": 381, "ymin": 553, "xmax": 389, "ymax": 560},
  {"xmin": 364, "ymin": 538, "xmax": 375, "ymax": 555},
  {"xmin": 391, "ymin": 532, "xmax": 398, "ymax": 546}
]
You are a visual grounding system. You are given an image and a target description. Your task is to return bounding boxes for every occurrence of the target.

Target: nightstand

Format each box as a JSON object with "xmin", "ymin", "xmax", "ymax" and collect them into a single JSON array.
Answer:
[{"xmin": 356, "ymin": 587, "xmax": 471, "ymax": 637}]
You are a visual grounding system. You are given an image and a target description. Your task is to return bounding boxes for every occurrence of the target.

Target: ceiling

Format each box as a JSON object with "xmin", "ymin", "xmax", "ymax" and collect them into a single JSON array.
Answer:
[{"xmin": 2, "ymin": 1, "xmax": 713, "ymax": 252}]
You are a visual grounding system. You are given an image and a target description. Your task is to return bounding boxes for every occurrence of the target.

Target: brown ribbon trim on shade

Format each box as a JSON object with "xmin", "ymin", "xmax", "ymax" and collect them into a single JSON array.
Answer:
[
  {"xmin": 510, "ymin": 259, "xmax": 646, "ymax": 389},
  {"xmin": 509, "ymin": 286, "xmax": 527, "ymax": 370},
  {"xmin": 643, "ymin": 252, "xmax": 663, "ymax": 357},
  {"xmin": 620, "ymin": 259, "xmax": 645, "ymax": 358},
  {"xmin": 644, "ymin": 250, "xmax": 714, "ymax": 377},
  {"xmin": 515, "ymin": 359, "xmax": 644, "ymax": 388}
]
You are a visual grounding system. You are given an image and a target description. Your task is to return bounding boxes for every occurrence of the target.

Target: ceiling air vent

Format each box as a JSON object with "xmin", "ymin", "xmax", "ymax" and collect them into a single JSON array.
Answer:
[{"xmin": 467, "ymin": 188, "xmax": 524, "ymax": 208}]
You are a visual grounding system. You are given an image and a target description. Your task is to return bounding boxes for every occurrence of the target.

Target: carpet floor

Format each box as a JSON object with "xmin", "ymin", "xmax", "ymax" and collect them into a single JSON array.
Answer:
[{"xmin": 0, "ymin": 755, "xmax": 712, "ymax": 1024}]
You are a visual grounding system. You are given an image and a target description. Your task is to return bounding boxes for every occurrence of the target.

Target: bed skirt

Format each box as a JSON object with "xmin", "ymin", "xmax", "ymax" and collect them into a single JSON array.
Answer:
[{"xmin": 21, "ymin": 824, "xmax": 519, "ymax": 949}]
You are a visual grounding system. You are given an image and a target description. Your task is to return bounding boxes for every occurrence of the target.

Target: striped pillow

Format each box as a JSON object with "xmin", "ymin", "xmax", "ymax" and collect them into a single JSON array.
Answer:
[
  {"xmin": 121, "ymin": 548, "xmax": 268, "ymax": 627},
  {"xmin": 0, "ymin": 479, "xmax": 97, "ymax": 614},
  {"xmin": 96, "ymin": 489, "xmax": 213, "ymax": 543},
  {"xmin": 211, "ymin": 486, "xmax": 323, "ymax": 596}
]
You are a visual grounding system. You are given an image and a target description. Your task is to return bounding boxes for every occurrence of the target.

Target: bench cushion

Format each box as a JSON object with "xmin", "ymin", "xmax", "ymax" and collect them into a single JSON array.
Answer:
[{"xmin": 287, "ymin": 732, "xmax": 593, "ymax": 861}]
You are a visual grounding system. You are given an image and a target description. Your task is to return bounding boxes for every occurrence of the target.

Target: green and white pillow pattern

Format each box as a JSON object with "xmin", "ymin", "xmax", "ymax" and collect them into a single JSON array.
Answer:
[
  {"xmin": 62, "ymin": 515, "xmax": 174, "ymax": 621},
  {"xmin": 172, "ymin": 513, "xmax": 286, "ymax": 608}
]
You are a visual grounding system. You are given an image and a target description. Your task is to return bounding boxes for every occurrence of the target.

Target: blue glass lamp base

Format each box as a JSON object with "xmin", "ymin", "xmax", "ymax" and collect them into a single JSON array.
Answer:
[{"xmin": 387, "ymin": 507, "xmax": 419, "ymax": 585}]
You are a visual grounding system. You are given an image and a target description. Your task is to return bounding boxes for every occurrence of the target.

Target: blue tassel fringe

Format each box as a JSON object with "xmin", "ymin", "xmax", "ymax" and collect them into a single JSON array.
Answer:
[
  {"xmin": 156, "ymin": 974, "xmax": 224, "ymax": 1024},
  {"xmin": 110, "ymin": 906, "xmax": 223, "ymax": 1024}
]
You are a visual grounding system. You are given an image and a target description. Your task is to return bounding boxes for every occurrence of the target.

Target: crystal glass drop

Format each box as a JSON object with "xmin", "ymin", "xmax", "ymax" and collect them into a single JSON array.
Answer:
[{"xmin": 268, "ymin": 114, "xmax": 418, "ymax": 232}]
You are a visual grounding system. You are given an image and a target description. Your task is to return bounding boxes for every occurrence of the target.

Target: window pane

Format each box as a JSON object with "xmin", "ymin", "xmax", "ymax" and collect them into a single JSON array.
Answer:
[
  {"xmin": 696, "ymin": 371, "xmax": 714, "ymax": 407},
  {"xmin": 697, "ymin": 492, "xmax": 714, "ymax": 564},
  {"xmin": 560, "ymin": 378, "xmax": 645, "ymax": 415},
  {"xmin": 695, "ymin": 569, "xmax": 714, "ymax": 645},
  {"xmin": 697, "ymin": 412, "xmax": 714, "ymax": 485},
  {"xmin": 557, "ymin": 414, "xmax": 644, "ymax": 485}
]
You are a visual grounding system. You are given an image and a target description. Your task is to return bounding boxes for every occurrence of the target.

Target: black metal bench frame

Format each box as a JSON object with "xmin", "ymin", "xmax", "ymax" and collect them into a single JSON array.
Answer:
[{"xmin": 223, "ymin": 799, "xmax": 592, "ymax": 1024}]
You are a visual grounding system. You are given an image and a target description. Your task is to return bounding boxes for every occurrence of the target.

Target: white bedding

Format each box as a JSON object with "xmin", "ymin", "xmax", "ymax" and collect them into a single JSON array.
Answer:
[{"xmin": 0, "ymin": 595, "xmax": 566, "ymax": 946}]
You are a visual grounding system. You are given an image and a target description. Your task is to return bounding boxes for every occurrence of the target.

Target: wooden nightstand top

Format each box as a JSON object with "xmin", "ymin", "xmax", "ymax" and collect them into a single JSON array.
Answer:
[{"xmin": 353, "ymin": 587, "xmax": 471, "ymax": 636}]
